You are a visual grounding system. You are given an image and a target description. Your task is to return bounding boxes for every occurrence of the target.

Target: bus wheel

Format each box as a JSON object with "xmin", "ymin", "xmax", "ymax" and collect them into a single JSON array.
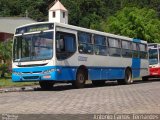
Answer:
[
  {"xmin": 142, "ymin": 76, "xmax": 149, "ymax": 81},
  {"xmin": 39, "ymin": 81, "xmax": 54, "ymax": 90},
  {"xmin": 92, "ymin": 80, "xmax": 105, "ymax": 86},
  {"xmin": 118, "ymin": 69, "xmax": 132, "ymax": 85},
  {"xmin": 73, "ymin": 70, "xmax": 86, "ymax": 88}
]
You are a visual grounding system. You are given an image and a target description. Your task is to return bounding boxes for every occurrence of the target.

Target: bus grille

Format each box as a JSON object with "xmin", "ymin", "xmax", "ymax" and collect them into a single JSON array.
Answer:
[
  {"xmin": 22, "ymin": 71, "xmax": 42, "ymax": 74},
  {"xmin": 23, "ymin": 76, "xmax": 39, "ymax": 80}
]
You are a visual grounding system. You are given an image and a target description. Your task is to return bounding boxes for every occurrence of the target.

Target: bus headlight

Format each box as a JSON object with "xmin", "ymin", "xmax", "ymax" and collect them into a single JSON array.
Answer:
[
  {"xmin": 43, "ymin": 68, "xmax": 56, "ymax": 74},
  {"xmin": 12, "ymin": 71, "xmax": 22, "ymax": 75}
]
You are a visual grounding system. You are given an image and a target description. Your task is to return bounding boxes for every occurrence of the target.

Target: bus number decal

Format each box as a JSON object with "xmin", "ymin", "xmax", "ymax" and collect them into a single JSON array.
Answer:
[{"xmin": 78, "ymin": 56, "xmax": 88, "ymax": 61}]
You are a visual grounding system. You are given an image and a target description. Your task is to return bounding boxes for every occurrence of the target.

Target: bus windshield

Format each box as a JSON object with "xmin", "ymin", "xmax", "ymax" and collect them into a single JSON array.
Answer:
[
  {"xmin": 149, "ymin": 49, "xmax": 158, "ymax": 65},
  {"xmin": 13, "ymin": 31, "xmax": 53, "ymax": 62}
]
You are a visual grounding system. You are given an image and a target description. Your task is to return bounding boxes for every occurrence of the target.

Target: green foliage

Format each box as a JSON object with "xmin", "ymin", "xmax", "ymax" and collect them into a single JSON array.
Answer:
[
  {"xmin": 0, "ymin": 64, "xmax": 8, "ymax": 78},
  {"xmin": 0, "ymin": 78, "xmax": 38, "ymax": 88},
  {"xmin": 0, "ymin": 64, "xmax": 8, "ymax": 72},
  {"xmin": 105, "ymin": 7, "xmax": 160, "ymax": 43},
  {"xmin": 61, "ymin": 0, "xmax": 108, "ymax": 28},
  {"xmin": 0, "ymin": 0, "xmax": 160, "ymax": 42},
  {"xmin": 0, "ymin": 40, "xmax": 12, "ymax": 62},
  {"xmin": 0, "ymin": 40, "xmax": 12, "ymax": 77},
  {"xmin": 0, "ymin": 0, "xmax": 47, "ymax": 21}
]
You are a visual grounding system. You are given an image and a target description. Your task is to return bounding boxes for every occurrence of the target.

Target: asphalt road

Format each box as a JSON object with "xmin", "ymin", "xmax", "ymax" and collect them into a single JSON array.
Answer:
[{"xmin": 0, "ymin": 80, "xmax": 160, "ymax": 115}]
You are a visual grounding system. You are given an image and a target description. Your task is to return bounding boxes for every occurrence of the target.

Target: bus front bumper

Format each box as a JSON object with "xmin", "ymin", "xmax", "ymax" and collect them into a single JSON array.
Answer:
[
  {"xmin": 12, "ymin": 67, "xmax": 59, "ymax": 82},
  {"xmin": 12, "ymin": 66, "xmax": 76, "ymax": 82},
  {"xmin": 149, "ymin": 67, "xmax": 160, "ymax": 76}
]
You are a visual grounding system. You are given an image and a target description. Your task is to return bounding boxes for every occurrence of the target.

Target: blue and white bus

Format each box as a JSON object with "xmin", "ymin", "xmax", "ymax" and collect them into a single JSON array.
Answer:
[{"xmin": 12, "ymin": 22, "xmax": 149, "ymax": 89}]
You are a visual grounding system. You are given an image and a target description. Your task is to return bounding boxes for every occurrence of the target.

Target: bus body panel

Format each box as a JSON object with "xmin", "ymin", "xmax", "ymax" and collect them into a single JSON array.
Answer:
[
  {"xmin": 132, "ymin": 58, "xmax": 141, "ymax": 78},
  {"xmin": 140, "ymin": 59, "xmax": 149, "ymax": 77},
  {"xmin": 12, "ymin": 54, "xmax": 148, "ymax": 82}
]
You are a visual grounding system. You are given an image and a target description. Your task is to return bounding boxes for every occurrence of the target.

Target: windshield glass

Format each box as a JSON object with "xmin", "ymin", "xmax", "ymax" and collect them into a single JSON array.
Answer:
[
  {"xmin": 13, "ymin": 31, "xmax": 53, "ymax": 62},
  {"xmin": 149, "ymin": 49, "xmax": 158, "ymax": 65}
]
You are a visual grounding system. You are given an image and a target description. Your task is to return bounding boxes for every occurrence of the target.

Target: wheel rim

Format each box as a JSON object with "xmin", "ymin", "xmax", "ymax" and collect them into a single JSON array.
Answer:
[
  {"xmin": 126, "ymin": 70, "xmax": 132, "ymax": 83},
  {"xmin": 78, "ymin": 73, "xmax": 85, "ymax": 83}
]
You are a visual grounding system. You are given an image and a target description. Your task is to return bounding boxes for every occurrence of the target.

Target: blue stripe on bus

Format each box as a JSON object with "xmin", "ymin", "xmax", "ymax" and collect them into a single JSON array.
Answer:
[
  {"xmin": 12, "ymin": 65, "xmax": 141, "ymax": 82},
  {"xmin": 132, "ymin": 58, "xmax": 141, "ymax": 78},
  {"xmin": 132, "ymin": 38, "xmax": 141, "ymax": 77},
  {"xmin": 88, "ymin": 67, "xmax": 125, "ymax": 80}
]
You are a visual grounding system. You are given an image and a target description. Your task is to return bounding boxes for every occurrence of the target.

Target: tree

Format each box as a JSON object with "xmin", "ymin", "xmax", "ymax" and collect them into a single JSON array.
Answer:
[
  {"xmin": 0, "ymin": 40, "xmax": 12, "ymax": 77},
  {"xmin": 1, "ymin": 0, "xmax": 160, "ymax": 23},
  {"xmin": 0, "ymin": 0, "xmax": 47, "ymax": 21},
  {"xmin": 60, "ymin": 0, "xmax": 108, "ymax": 28},
  {"xmin": 0, "ymin": 40, "xmax": 12, "ymax": 62},
  {"xmin": 105, "ymin": 7, "xmax": 160, "ymax": 43}
]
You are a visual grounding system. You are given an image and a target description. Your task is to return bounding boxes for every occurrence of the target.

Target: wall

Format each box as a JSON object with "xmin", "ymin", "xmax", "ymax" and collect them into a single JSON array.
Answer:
[{"xmin": 0, "ymin": 32, "xmax": 13, "ymax": 42}]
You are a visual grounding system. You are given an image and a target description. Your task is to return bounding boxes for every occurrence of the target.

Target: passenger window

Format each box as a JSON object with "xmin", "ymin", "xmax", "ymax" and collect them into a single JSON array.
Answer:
[
  {"xmin": 108, "ymin": 38, "xmax": 120, "ymax": 48},
  {"xmin": 132, "ymin": 43, "xmax": 139, "ymax": 58},
  {"xmin": 78, "ymin": 32, "xmax": 93, "ymax": 54},
  {"xmin": 140, "ymin": 44, "xmax": 148, "ymax": 59},
  {"xmin": 56, "ymin": 32, "xmax": 76, "ymax": 60},
  {"xmin": 94, "ymin": 35, "xmax": 106, "ymax": 45},
  {"xmin": 78, "ymin": 32, "xmax": 92, "ymax": 43},
  {"xmin": 94, "ymin": 35, "xmax": 108, "ymax": 56},
  {"xmin": 122, "ymin": 40, "xmax": 132, "ymax": 58},
  {"xmin": 94, "ymin": 46, "xmax": 108, "ymax": 56},
  {"xmin": 79, "ymin": 44, "xmax": 93, "ymax": 54},
  {"xmin": 108, "ymin": 38, "xmax": 121, "ymax": 57}
]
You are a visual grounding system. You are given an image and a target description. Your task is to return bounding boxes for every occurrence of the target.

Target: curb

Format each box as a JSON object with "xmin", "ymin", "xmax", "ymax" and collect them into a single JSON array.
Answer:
[{"xmin": 0, "ymin": 86, "xmax": 38, "ymax": 93}]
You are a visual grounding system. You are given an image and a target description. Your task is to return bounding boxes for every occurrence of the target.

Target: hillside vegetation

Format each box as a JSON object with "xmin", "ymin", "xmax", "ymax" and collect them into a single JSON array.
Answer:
[{"xmin": 0, "ymin": 0, "xmax": 160, "ymax": 42}]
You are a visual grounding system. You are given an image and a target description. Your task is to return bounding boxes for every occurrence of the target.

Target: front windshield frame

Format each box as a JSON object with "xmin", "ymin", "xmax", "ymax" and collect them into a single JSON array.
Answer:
[
  {"xmin": 149, "ymin": 48, "xmax": 159, "ymax": 65},
  {"xmin": 13, "ymin": 30, "xmax": 54, "ymax": 62}
]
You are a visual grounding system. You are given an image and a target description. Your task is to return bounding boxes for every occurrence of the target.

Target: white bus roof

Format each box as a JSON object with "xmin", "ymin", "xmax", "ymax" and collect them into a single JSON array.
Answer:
[
  {"xmin": 15, "ymin": 21, "xmax": 147, "ymax": 44},
  {"xmin": 148, "ymin": 43, "xmax": 160, "ymax": 45},
  {"xmin": 148, "ymin": 43, "xmax": 160, "ymax": 48}
]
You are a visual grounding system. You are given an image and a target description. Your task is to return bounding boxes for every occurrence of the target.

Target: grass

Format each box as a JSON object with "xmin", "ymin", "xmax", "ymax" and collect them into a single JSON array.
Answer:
[{"xmin": 0, "ymin": 77, "xmax": 38, "ymax": 88}]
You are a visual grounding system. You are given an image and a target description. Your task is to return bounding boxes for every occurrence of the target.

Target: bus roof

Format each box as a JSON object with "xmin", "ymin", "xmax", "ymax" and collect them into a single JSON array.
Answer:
[
  {"xmin": 15, "ymin": 21, "xmax": 147, "ymax": 44},
  {"xmin": 148, "ymin": 43, "xmax": 160, "ymax": 48}
]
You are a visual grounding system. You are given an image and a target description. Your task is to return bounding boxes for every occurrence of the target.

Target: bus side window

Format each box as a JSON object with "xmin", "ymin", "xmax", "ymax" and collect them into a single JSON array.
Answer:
[
  {"xmin": 132, "ymin": 43, "xmax": 139, "ymax": 58},
  {"xmin": 139, "ymin": 44, "xmax": 148, "ymax": 59},
  {"xmin": 56, "ymin": 33, "xmax": 65, "ymax": 52},
  {"xmin": 59, "ymin": 38, "xmax": 64, "ymax": 50},
  {"xmin": 121, "ymin": 40, "xmax": 132, "ymax": 58},
  {"xmin": 78, "ymin": 32, "xmax": 93, "ymax": 54},
  {"xmin": 108, "ymin": 38, "xmax": 121, "ymax": 57},
  {"xmin": 94, "ymin": 34, "xmax": 108, "ymax": 56},
  {"xmin": 56, "ymin": 32, "xmax": 76, "ymax": 60}
]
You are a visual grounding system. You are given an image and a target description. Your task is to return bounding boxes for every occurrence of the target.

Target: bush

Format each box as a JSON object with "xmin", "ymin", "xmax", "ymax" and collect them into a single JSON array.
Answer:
[{"xmin": 0, "ymin": 64, "xmax": 9, "ymax": 78}]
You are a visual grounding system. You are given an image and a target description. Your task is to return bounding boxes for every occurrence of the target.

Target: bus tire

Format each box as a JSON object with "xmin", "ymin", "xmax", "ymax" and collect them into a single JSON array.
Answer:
[
  {"xmin": 92, "ymin": 80, "xmax": 105, "ymax": 86},
  {"xmin": 142, "ymin": 76, "xmax": 149, "ymax": 81},
  {"xmin": 39, "ymin": 81, "xmax": 54, "ymax": 90},
  {"xmin": 118, "ymin": 69, "xmax": 132, "ymax": 85},
  {"xmin": 73, "ymin": 70, "xmax": 86, "ymax": 88}
]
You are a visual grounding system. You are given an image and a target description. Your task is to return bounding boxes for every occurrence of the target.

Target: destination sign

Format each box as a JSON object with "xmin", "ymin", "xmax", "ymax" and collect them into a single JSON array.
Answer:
[{"xmin": 16, "ymin": 23, "xmax": 54, "ymax": 34}]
